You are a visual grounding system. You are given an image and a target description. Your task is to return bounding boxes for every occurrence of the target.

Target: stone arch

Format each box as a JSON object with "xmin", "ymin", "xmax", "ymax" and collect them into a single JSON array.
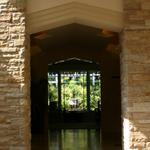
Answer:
[
  {"xmin": 27, "ymin": 2, "xmax": 123, "ymax": 34},
  {"xmin": 28, "ymin": 2, "xmax": 124, "ymax": 150}
]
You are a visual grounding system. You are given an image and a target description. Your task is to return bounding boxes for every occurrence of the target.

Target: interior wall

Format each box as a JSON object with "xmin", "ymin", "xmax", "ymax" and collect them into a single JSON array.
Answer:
[
  {"xmin": 122, "ymin": 1, "xmax": 150, "ymax": 148},
  {"xmin": 0, "ymin": 1, "xmax": 31, "ymax": 149},
  {"xmin": 100, "ymin": 50, "xmax": 121, "ymax": 139},
  {"xmin": 31, "ymin": 54, "xmax": 48, "ymax": 134}
]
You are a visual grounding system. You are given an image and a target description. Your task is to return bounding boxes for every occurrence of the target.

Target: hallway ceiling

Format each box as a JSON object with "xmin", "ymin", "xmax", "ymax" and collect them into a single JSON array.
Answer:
[{"xmin": 31, "ymin": 23, "xmax": 119, "ymax": 54}]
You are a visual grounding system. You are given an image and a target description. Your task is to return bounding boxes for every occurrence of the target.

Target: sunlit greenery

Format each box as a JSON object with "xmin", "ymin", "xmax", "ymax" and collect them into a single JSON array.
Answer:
[
  {"xmin": 61, "ymin": 74, "xmax": 87, "ymax": 110},
  {"xmin": 48, "ymin": 72, "xmax": 101, "ymax": 111}
]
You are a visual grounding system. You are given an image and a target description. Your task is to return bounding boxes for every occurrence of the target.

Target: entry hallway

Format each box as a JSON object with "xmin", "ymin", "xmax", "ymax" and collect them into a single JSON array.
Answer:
[{"xmin": 32, "ymin": 129, "xmax": 122, "ymax": 150}]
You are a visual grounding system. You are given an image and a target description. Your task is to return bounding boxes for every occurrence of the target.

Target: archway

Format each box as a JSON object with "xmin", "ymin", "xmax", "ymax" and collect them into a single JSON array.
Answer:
[
  {"xmin": 27, "ymin": 6, "xmax": 123, "ymax": 148},
  {"xmin": 27, "ymin": 1, "xmax": 123, "ymax": 34},
  {"xmin": 1, "ymin": 1, "xmax": 150, "ymax": 149},
  {"xmin": 30, "ymin": 23, "xmax": 122, "ymax": 149}
]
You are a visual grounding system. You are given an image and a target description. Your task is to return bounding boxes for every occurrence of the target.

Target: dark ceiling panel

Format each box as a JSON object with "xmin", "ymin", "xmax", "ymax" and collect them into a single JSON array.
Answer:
[{"xmin": 31, "ymin": 23, "xmax": 118, "ymax": 52}]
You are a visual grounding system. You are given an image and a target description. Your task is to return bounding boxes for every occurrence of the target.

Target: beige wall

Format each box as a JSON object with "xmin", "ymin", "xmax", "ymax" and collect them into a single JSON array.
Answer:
[
  {"xmin": 26, "ymin": 0, "xmax": 123, "ymax": 34},
  {"xmin": 27, "ymin": 0, "xmax": 123, "ymax": 14},
  {"xmin": 122, "ymin": 0, "xmax": 150, "ymax": 149}
]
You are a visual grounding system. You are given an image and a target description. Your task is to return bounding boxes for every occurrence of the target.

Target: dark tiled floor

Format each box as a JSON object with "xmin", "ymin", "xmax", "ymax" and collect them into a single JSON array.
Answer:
[
  {"xmin": 49, "ymin": 129, "xmax": 101, "ymax": 150},
  {"xmin": 32, "ymin": 129, "xmax": 122, "ymax": 150},
  {"xmin": 32, "ymin": 134, "xmax": 48, "ymax": 150}
]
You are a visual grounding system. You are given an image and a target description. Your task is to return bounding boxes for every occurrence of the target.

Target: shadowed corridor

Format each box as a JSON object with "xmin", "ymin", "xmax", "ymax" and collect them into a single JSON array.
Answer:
[{"xmin": 30, "ymin": 24, "xmax": 122, "ymax": 150}]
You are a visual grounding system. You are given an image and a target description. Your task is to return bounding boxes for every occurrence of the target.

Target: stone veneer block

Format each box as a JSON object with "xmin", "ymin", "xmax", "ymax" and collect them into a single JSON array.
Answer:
[
  {"xmin": 122, "ymin": 0, "xmax": 150, "ymax": 148},
  {"xmin": 0, "ymin": 0, "xmax": 30, "ymax": 149},
  {"xmin": 122, "ymin": 29, "xmax": 150, "ymax": 149},
  {"xmin": 0, "ymin": 0, "xmax": 150, "ymax": 150},
  {"xmin": 124, "ymin": 0, "xmax": 150, "ymax": 29}
]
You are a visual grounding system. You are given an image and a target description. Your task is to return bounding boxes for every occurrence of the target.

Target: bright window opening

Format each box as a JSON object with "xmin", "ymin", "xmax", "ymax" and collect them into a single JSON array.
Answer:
[{"xmin": 48, "ymin": 71, "xmax": 101, "ymax": 111}]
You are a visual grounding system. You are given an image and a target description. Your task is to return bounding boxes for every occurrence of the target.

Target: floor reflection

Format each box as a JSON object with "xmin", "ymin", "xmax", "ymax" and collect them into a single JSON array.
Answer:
[{"xmin": 49, "ymin": 129, "xmax": 101, "ymax": 150}]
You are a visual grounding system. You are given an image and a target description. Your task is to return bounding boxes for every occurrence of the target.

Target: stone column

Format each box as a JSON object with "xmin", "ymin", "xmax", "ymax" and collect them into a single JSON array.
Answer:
[
  {"xmin": 122, "ymin": 0, "xmax": 150, "ymax": 149},
  {"xmin": 0, "ymin": 0, "xmax": 30, "ymax": 149}
]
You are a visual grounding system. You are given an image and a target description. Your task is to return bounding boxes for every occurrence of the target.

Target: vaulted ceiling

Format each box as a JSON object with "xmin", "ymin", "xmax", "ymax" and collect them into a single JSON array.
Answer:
[{"xmin": 28, "ymin": 1, "xmax": 121, "ymax": 61}]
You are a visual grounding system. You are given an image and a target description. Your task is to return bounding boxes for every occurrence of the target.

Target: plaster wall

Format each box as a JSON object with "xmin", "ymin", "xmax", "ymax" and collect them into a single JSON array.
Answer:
[{"xmin": 27, "ymin": 0, "xmax": 123, "ymax": 14}]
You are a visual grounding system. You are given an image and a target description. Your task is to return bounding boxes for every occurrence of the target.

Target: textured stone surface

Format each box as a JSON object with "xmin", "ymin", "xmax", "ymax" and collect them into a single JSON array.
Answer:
[
  {"xmin": 0, "ymin": 0, "xmax": 30, "ymax": 149},
  {"xmin": 124, "ymin": 0, "xmax": 150, "ymax": 29},
  {"xmin": 122, "ymin": 0, "xmax": 150, "ymax": 149},
  {"xmin": 0, "ymin": 0, "xmax": 150, "ymax": 149}
]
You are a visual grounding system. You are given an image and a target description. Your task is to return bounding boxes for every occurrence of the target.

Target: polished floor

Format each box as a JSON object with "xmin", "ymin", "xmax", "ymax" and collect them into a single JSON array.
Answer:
[
  {"xmin": 32, "ymin": 129, "xmax": 122, "ymax": 150},
  {"xmin": 49, "ymin": 129, "xmax": 101, "ymax": 150}
]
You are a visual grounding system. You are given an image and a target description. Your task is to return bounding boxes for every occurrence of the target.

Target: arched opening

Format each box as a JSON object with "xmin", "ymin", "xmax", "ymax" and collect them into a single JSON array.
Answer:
[
  {"xmin": 48, "ymin": 58, "xmax": 101, "ymax": 128},
  {"xmin": 30, "ymin": 23, "xmax": 122, "ymax": 150}
]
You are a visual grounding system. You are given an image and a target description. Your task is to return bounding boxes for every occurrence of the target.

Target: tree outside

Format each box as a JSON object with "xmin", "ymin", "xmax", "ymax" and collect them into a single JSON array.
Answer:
[{"xmin": 48, "ymin": 72, "xmax": 101, "ymax": 111}]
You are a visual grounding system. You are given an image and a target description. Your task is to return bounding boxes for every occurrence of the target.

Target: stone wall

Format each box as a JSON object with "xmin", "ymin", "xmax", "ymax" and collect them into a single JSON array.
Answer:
[
  {"xmin": 122, "ymin": 0, "xmax": 150, "ymax": 149},
  {"xmin": 0, "ymin": 0, "xmax": 150, "ymax": 149},
  {"xmin": 0, "ymin": 0, "xmax": 30, "ymax": 149}
]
